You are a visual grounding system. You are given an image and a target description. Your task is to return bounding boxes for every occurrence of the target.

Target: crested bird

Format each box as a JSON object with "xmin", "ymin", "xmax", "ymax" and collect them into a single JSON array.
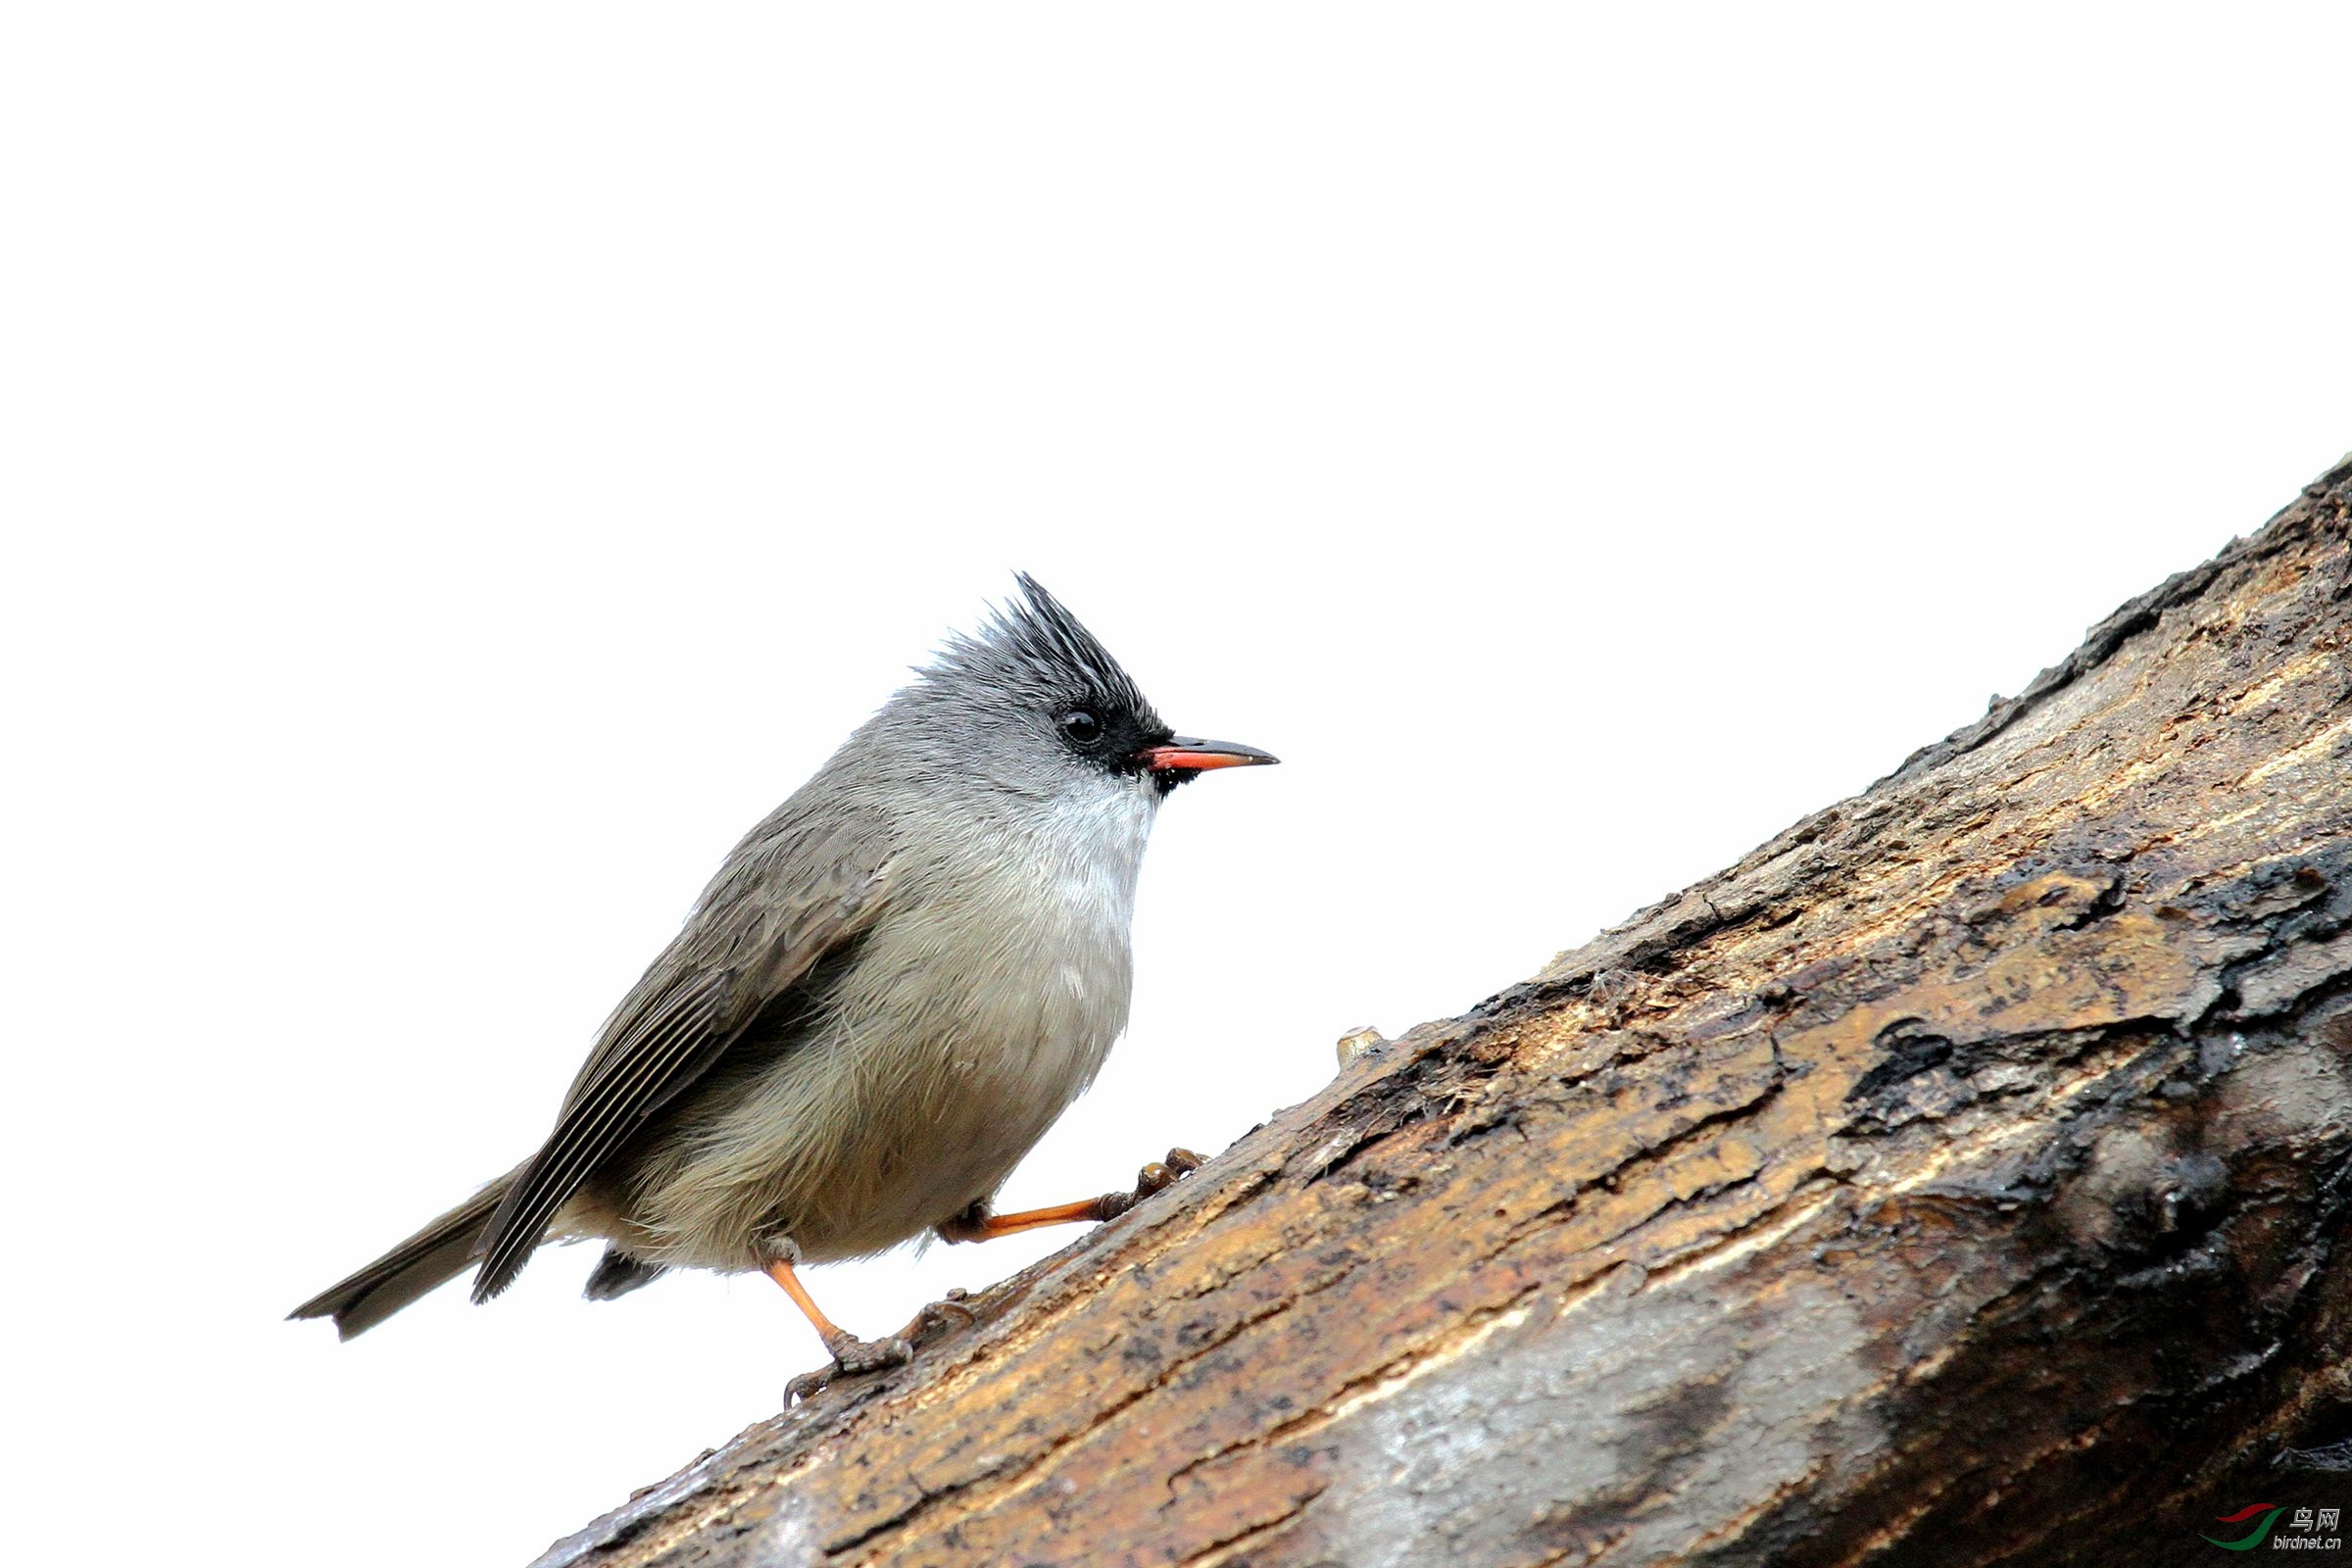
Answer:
[{"xmin": 289, "ymin": 575, "xmax": 1276, "ymax": 1392}]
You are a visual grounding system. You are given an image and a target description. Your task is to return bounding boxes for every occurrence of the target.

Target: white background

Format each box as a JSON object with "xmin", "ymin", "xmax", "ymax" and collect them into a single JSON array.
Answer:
[{"xmin": 6, "ymin": 7, "xmax": 2348, "ymax": 1565}]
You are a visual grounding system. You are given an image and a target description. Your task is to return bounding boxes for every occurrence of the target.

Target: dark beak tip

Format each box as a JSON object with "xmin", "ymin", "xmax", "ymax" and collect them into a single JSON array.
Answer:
[{"xmin": 1145, "ymin": 738, "xmax": 1280, "ymax": 772}]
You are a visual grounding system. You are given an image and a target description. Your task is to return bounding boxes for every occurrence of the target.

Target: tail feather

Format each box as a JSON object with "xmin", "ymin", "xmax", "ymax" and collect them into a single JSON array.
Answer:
[
  {"xmin": 287, "ymin": 1172, "xmax": 517, "ymax": 1340},
  {"xmin": 582, "ymin": 1246, "xmax": 667, "ymax": 1300}
]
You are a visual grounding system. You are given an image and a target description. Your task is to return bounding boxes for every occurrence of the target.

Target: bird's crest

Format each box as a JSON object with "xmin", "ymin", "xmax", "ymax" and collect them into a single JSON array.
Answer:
[{"xmin": 927, "ymin": 573, "xmax": 1160, "ymax": 726}]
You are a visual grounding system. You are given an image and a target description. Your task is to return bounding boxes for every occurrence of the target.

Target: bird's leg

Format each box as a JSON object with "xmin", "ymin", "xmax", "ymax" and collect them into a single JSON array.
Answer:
[
  {"xmin": 937, "ymin": 1148, "xmax": 1203, "ymax": 1244},
  {"xmin": 765, "ymin": 1244, "xmax": 911, "ymax": 1403}
]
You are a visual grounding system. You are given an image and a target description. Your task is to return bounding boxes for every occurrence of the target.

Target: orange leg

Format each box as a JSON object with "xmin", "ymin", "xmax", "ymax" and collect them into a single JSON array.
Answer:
[
  {"xmin": 766, "ymin": 1252, "xmax": 913, "ymax": 1401},
  {"xmin": 763, "ymin": 1254, "xmax": 858, "ymax": 1347},
  {"xmin": 938, "ymin": 1148, "xmax": 1202, "ymax": 1245}
]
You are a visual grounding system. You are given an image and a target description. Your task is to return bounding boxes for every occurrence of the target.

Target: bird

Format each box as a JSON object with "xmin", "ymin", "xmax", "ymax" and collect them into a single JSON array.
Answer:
[{"xmin": 289, "ymin": 575, "xmax": 1276, "ymax": 1393}]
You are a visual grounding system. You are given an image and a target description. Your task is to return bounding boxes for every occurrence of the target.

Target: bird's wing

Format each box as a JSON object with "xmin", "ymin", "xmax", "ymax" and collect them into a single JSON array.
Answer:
[{"xmin": 468, "ymin": 808, "xmax": 895, "ymax": 1300}]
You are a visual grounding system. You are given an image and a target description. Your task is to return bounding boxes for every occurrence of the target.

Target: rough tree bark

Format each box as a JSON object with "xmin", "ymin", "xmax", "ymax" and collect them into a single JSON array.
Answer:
[{"xmin": 535, "ymin": 460, "xmax": 2352, "ymax": 1568}]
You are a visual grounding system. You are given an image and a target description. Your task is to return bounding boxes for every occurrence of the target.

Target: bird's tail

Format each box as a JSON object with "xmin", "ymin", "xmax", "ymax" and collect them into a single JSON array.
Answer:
[{"xmin": 286, "ymin": 1170, "xmax": 518, "ymax": 1340}]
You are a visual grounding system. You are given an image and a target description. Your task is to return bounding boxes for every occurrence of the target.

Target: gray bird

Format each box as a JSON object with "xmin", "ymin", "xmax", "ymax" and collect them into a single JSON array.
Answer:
[{"xmin": 289, "ymin": 575, "xmax": 1275, "ymax": 1388}]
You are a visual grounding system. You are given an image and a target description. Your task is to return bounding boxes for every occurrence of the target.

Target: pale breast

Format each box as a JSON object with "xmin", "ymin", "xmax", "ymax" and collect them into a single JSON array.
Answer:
[{"xmin": 598, "ymin": 774, "xmax": 1158, "ymax": 1270}]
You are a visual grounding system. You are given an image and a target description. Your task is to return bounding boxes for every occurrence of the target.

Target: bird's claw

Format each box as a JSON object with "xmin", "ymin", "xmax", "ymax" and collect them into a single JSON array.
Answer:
[
  {"xmin": 1099, "ymin": 1147, "xmax": 1205, "ymax": 1219},
  {"xmin": 899, "ymin": 1288, "xmax": 977, "ymax": 1348},
  {"xmin": 784, "ymin": 1331, "xmax": 913, "ymax": 1405},
  {"xmin": 1137, "ymin": 1147, "xmax": 1203, "ymax": 1199},
  {"xmin": 827, "ymin": 1329, "xmax": 913, "ymax": 1374}
]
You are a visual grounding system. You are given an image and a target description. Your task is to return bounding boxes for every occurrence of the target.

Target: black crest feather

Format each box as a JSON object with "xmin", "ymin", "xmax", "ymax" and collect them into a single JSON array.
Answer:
[{"xmin": 929, "ymin": 574, "xmax": 1163, "ymax": 730}]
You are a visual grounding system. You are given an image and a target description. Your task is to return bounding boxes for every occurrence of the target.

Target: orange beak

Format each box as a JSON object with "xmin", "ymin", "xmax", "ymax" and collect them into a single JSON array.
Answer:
[{"xmin": 1139, "ymin": 737, "xmax": 1280, "ymax": 773}]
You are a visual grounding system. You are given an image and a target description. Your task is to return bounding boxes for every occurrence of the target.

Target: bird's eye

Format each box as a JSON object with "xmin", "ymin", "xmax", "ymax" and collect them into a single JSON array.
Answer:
[{"xmin": 1060, "ymin": 710, "xmax": 1103, "ymax": 748}]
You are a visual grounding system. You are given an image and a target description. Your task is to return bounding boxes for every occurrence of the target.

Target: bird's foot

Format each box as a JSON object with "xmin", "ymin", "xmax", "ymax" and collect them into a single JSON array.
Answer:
[
  {"xmin": 1096, "ymin": 1147, "xmax": 1206, "ymax": 1220},
  {"xmin": 896, "ymin": 1287, "xmax": 977, "ymax": 1348},
  {"xmin": 1143, "ymin": 1146, "xmax": 1204, "ymax": 1194},
  {"xmin": 784, "ymin": 1329, "xmax": 913, "ymax": 1404},
  {"xmin": 937, "ymin": 1148, "xmax": 1209, "ymax": 1244}
]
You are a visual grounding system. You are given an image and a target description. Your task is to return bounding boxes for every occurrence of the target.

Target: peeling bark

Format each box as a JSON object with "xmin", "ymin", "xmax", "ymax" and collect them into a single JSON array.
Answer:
[{"xmin": 534, "ymin": 459, "xmax": 2352, "ymax": 1568}]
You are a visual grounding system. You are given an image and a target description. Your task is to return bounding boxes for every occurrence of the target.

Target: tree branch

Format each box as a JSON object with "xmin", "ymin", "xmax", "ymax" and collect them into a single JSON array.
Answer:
[{"xmin": 534, "ymin": 456, "xmax": 2352, "ymax": 1568}]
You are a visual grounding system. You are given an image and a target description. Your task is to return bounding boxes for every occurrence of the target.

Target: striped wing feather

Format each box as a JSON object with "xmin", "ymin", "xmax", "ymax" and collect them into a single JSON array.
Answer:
[{"xmin": 468, "ymin": 811, "xmax": 892, "ymax": 1300}]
